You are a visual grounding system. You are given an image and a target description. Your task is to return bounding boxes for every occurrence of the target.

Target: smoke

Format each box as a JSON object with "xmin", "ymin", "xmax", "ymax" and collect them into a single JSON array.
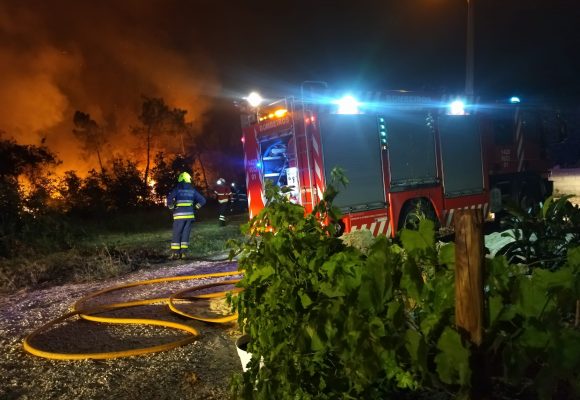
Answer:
[{"xmin": 0, "ymin": 0, "xmax": 221, "ymax": 174}]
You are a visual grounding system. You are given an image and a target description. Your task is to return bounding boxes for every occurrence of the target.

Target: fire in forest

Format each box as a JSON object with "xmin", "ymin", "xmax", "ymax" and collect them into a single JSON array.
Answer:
[{"xmin": 0, "ymin": 0, "xmax": 222, "ymax": 176}]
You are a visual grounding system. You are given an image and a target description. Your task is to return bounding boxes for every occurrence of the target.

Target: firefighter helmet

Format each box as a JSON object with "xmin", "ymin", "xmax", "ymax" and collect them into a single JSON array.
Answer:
[
  {"xmin": 178, "ymin": 172, "xmax": 192, "ymax": 183},
  {"xmin": 217, "ymin": 178, "xmax": 226, "ymax": 185}
]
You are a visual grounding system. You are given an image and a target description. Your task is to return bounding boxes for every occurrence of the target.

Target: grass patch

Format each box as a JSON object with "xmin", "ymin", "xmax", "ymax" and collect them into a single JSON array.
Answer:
[{"xmin": 0, "ymin": 210, "xmax": 247, "ymax": 293}]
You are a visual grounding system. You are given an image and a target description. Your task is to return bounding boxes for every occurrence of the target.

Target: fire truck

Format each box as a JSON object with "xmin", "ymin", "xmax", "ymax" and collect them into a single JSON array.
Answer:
[
  {"xmin": 240, "ymin": 87, "xmax": 491, "ymax": 237},
  {"xmin": 481, "ymin": 97, "xmax": 580, "ymax": 211}
]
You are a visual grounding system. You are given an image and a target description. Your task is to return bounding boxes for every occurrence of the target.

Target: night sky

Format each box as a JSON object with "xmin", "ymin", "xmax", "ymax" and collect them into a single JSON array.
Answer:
[
  {"xmin": 191, "ymin": 0, "xmax": 580, "ymax": 97},
  {"xmin": 1, "ymin": 0, "xmax": 579, "ymax": 171}
]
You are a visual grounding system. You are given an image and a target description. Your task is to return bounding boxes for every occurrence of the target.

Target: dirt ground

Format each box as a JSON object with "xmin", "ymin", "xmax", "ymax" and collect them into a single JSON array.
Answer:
[{"xmin": 0, "ymin": 260, "xmax": 244, "ymax": 400}]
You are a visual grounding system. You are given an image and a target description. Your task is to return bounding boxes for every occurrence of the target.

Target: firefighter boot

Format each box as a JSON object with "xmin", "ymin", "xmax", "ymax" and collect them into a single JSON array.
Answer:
[{"xmin": 169, "ymin": 252, "xmax": 181, "ymax": 260}]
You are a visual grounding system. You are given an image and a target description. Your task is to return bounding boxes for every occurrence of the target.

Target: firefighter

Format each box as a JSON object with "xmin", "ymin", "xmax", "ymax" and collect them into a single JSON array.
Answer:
[
  {"xmin": 213, "ymin": 178, "xmax": 232, "ymax": 226},
  {"xmin": 166, "ymin": 172, "xmax": 206, "ymax": 260}
]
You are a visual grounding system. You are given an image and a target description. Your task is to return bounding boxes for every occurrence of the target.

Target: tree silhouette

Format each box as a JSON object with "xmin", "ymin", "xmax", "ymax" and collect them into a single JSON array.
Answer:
[
  {"xmin": 72, "ymin": 111, "xmax": 107, "ymax": 174},
  {"xmin": 134, "ymin": 96, "xmax": 190, "ymax": 186}
]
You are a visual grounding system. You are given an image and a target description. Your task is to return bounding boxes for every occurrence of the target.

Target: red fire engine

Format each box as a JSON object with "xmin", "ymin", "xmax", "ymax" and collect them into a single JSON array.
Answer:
[
  {"xmin": 481, "ymin": 97, "xmax": 568, "ymax": 212},
  {"xmin": 240, "ymin": 88, "xmax": 491, "ymax": 237}
]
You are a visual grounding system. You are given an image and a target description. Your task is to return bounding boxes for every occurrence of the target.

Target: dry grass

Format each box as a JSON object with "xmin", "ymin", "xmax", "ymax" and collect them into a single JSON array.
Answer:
[{"xmin": 0, "ymin": 212, "xmax": 247, "ymax": 293}]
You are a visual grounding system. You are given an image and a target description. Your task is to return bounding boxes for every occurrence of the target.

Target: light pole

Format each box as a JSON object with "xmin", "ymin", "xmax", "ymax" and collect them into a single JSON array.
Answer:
[{"xmin": 465, "ymin": 0, "xmax": 475, "ymax": 97}]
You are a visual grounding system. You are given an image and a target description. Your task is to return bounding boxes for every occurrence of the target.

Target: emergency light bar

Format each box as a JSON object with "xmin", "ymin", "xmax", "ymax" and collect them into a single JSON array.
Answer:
[
  {"xmin": 335, "ymin": 95, "xmax": 360, "ymax": 114},
  {"xmin": 448, "ymin": 100, "xmax": 467, "ymax": 116}
]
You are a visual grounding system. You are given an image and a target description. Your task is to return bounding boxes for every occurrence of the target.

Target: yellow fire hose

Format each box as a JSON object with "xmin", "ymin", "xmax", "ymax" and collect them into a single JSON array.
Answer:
[{"xmin": 22, "ymin": 270, "xmax": 243, "ymax": 360}]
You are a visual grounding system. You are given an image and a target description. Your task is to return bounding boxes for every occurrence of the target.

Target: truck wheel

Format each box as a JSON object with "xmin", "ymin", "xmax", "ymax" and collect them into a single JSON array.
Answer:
[
  {"xmin": 335, "ymin": 220, "xmax": 346, "ymax": 236},
  {"xmin": 399, "ymin": 199, "xmax": 438, "ymax": 231}
]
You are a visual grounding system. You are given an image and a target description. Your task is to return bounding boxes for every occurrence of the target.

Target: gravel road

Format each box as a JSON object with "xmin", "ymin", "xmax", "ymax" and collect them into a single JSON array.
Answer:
[{"xmin": 0, "ymin": 260, "xmax": 244, "ymax": 400}]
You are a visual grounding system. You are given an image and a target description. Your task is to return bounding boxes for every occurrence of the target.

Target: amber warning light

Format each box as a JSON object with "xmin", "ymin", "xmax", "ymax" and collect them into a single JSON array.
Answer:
[{"xmin": 259, "ymin": 109, "xmax": 288, "ymax": 122}]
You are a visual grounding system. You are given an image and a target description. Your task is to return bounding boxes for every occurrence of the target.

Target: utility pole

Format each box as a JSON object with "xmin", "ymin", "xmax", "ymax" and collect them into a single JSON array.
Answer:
[{"xmin": 465, "ymin": 0, "xmax": 475, "ymax": 97}]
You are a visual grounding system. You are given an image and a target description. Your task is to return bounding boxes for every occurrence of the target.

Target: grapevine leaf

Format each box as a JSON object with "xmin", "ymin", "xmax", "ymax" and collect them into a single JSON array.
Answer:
[
  {"xmin": 435, "ymin": 327, "xmax": 471, "ymax": 386},
  {"xmin": 488, "ymin": 295, "xmax": 504, "ymax": 326},
  {"xmin": 248, "ymin": 264, "xmax": 275, "ymax": 284},
  {"xmin": 518, "ymin": 325, "xmax": 550, "ymax": 349},
  {"xmin": 532, "ymin": 267, "xmax": 574, "ymax": 291},
  {"xmin": 420, "ymin": 313, "xmax": 440, "ymax": 338},
  {"xmin": 405, "ymin": 329, "xmax": 427, "ymax": 372},
  {"xmin": 516, "ymin": 277, "xmax": 552, "ymax": 318},
  {"xmin": 300, "ymin": 291, "xmax": 313, "ymax": 308},
  {"xmin": 438, "ymin": 242, "xmax": 455, "ymax": 267},
  {"xmin": 369, "ymin": 317, "xmax": 385, "ymax": 339},
  {"xmin": 400, "ymin": 219, "xmax": 435, "ymax": 253},
  {"xmin": 306, "ymin": 325, "xmax": 325, "ymax": 352},
  {"xmin": 401, "ymin": 259, "xmax": 423, "ymax": 299}
]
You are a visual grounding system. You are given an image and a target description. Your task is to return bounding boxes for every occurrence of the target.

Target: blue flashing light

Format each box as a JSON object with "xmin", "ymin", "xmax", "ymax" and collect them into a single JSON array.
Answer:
[
  {"xmin": 256, "ymin": 161, "xmax": 262, "ymax": 169},
  {"xmin": 509, "ymin": 96, "xmax": 521, "ymax": 104},
  {"xmin": 336, "ymin": 95, "xmax": 360, "ymax": 114},
  {"xmin": 448, "ymin": 100, "xmax": 466, "ymax": 116}
]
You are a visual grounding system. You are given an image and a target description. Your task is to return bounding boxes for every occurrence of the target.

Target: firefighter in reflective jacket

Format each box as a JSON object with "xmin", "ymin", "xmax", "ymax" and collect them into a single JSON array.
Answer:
[
  {"xmin": 214, "ymin": 178, "xmax": 232, "ymax": 226},
  {"xmin": 166, "ymin": 172, "xmax": 206, "ymax": 259}
]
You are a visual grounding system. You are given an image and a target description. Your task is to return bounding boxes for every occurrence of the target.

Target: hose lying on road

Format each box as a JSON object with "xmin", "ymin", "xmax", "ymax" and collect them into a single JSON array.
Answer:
[{"xmin": 22, "ymin": 270, "xmax": 242, "ymax": 360}]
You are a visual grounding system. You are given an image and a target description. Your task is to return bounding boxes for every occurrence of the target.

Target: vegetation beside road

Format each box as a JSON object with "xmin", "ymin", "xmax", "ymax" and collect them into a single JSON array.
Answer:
[
  {"xmin": 0, "ymin": 209, "xmax": 246, "ymax": 294},
  {"xmin": 230, "ymin": 180, "xmax": 580, "ymax": 400}
]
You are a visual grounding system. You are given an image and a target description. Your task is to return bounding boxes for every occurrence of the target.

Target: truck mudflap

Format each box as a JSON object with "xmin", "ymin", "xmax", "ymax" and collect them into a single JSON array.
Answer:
[
  {"xmin": 344, "ymin": 209, "xmax": 391, "ymax": 237},
  {"xmin": 441, "ymin": 202, "xmax": 490, "ymax": 227}
]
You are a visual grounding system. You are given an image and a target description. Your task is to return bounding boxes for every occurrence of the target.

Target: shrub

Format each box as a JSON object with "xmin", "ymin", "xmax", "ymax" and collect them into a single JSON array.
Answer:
[
  {"xmin": 230, "ymin": 178, "xmax": 580, "ymax": 399},
  {"xmin": 230, "ymin": 178, "xmax": 464, "ymax": 399}
]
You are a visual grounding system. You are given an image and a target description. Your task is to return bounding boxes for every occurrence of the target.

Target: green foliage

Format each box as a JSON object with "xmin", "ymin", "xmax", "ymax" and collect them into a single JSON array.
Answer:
[
  {"xmin": 230, "ymin": 171, "xmax": 465, "ymax": 399},
  {"xmin": 499, "ymin": 195, "xmax": 580, "ymax": 269},
  {"xmin": 486, "ymin": 251, "xmax": 580, "ymax": 399},
  {"xmin": 230, "ymin": 174, "xmax": 580, "ymax": 399}
]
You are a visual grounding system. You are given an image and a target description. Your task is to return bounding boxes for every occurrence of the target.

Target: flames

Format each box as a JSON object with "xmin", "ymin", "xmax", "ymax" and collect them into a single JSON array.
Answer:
[{"xmin": 0, "ymin": 0, "xmax": 221, "ymax": 177}]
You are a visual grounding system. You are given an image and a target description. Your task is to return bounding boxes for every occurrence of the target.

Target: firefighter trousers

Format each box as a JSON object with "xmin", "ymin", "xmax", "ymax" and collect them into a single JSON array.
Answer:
[
  {"xmin": 171, "ymin": 219, "xmax": 194, "ymax": 253},
  {"xmin": 218, "ymin": 202, "xmax": 228, "ymax": 226}
]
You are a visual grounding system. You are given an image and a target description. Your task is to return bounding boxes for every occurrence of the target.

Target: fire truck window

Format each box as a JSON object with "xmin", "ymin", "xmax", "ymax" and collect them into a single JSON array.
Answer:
[
  {"xmin": 259, "ymin": 136, "xmax": 295, "ymax": 188},
  {"xmin": 493, "ymin": 118, "xmax": 514, "ymax": 145}
]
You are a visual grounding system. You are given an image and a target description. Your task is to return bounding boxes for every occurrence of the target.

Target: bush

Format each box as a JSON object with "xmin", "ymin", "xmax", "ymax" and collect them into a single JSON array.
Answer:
[
  {"xmin": 230, "ymin": 179, "xmax": 464, "ymax": 399},
  {"xmin": 230, "ymin": 179, "xmax": 580, "ymax": 399}
]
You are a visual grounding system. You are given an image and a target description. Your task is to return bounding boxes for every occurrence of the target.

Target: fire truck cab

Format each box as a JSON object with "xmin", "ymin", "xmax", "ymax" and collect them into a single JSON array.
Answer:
[{"xmin": 241, "ymin": 88, "xmax": 490, "ymax": 236}]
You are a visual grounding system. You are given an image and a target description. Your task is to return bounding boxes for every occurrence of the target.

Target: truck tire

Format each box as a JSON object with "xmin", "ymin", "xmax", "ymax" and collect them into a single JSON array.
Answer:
[{"xmin": 399, "ymin": 198, "xmax": 438, "ymax": 231}]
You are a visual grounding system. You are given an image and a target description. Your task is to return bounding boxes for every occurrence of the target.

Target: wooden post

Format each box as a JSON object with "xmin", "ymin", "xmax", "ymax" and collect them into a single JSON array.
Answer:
[
  {"xmin": 455, "ymin": 208, "xmax": 487, "ymax": 399},
  {"xmin": 454, "ymin": 208, "xmax": 484, "ymax": 345}
]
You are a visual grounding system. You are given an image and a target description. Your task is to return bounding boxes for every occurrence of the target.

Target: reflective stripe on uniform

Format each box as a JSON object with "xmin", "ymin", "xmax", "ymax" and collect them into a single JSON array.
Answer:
[
  {"xmin": 218, "ymin": 199, "xmax": 229, "ymax": 203},
  {"xmin": 174, "ymin": 215, "xmax": 195, "ymax": 220},
  {"xmin": 171, "ymin": 243, "xmax": 180, "ymax": 250},
  {"xmin": 176, "ymin": 202, "xmax": 194, "ymax": 206},
  {"xmin": 219, "ymin": 215, "xmax": 226, "ymax": 221},
  {"xmin": 180, "ymin": 242, "xmax": 189, "ymax": 249}
]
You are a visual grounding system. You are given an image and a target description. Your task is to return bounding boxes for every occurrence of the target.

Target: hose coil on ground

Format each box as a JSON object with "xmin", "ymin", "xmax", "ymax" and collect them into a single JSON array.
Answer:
[{"xmin": 22, "ymin": 270, "xmax": 242, "ymax": 360}]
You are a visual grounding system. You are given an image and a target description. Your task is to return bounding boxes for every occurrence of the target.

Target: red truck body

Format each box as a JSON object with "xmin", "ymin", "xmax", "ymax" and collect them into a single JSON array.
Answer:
[{"xmin": 241, "ymin": 89, "xmax": 491, "ymax": 236}]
